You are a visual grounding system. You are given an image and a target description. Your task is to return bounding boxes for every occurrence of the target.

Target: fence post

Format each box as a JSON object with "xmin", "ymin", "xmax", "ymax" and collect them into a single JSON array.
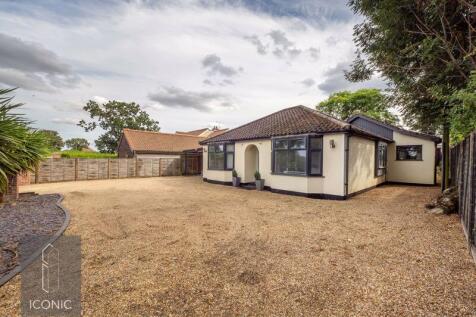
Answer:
[
  {"xmin": 135, "ymin": 157, "xmax": 138, "ymax": 178},
  {"xmin": 107, "ymin": 158, "xmax": 111, "ymax": 179},
  {"xmin": 74, "ymin": 158, "xmax": 78, "ymax": 181},
  {"xmin": 35, "ymin": 163, "xmax": 39, "ymax": 184},
  {"xmin": 159, "ymin": 158, "xmax": 162, "ymax": 176}
]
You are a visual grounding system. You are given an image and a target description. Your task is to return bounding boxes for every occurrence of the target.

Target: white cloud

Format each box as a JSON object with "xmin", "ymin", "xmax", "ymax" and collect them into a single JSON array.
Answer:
[
  {"xmin": 91, "ymin": 95, "xmax": 108, "ymax": 105},
  {"xmin": 0, "ymin": 32, "xmax": 80, "ymax": 91},
  {"xmin": 0, "ymin": 0, "xmax": 369, "ymax": 138},
  {"xmin": 202, "ymin": 54, "xmax": 242, "ymax": 78},
  {"xmin": 317, "ymin": 61, "xmax": 388, "ymax": 94},
  {"xmin": 51, "ymin": 117, "xmax": 79, "ymax": 125},
  {"xmin": 300, "ymin": 78, "xmax": 315, "ymax": 88},
  {"xmin": 148, "ymin": 86, "xmax": 236, "ymax": 112}
]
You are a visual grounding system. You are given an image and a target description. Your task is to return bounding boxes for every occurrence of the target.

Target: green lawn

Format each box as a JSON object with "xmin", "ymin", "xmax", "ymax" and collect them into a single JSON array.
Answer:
[{"xmin": 58, "ymin": 150, "xmax": 117, "ymax": 159}]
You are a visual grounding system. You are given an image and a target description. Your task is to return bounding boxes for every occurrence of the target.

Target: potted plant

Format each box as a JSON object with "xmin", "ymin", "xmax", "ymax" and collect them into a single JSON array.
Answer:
[
  {"xmin": 232, "ymin": 169, "xmax": 241, "ymax": 187},
  {"xmin": 254, "ymin": 171, "xmax": 265, "ymax": 191}
]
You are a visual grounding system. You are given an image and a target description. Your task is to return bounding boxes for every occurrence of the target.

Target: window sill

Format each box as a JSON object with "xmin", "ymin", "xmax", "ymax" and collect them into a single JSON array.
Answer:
[
  {"xmin": 395, "ymin": 159, "xmax": 423, "ymax": 161},
  {"xmin": 271, "ymin": 173, "xmax": 324, "ymax": 178}
]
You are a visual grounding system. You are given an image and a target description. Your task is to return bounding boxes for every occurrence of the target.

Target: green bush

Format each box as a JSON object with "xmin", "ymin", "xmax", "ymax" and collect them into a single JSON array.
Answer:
[
  {"xmin": 0, "ymin": 88, "xmax": 48, "ymax": 193},
  {"xmin": 59, "ymin": 150, "xmax": 117, "ymax": 159}
]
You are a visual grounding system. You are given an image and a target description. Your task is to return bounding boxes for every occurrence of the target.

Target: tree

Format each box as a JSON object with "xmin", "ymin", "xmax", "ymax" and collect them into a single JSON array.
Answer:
[
  {"xmin": 449, "ymin": 71, "xmax": 476, "ymax": 144},
  {"xmin": 39, "ymin": 129, "xmax": 64, "ymax": 151},
  {"xmin": 316, "ymin": 89, "xmax": 399, "ymax": 124},
  {"xmin": 0, "ymin": 88, "xmax": 47, "ymax": 193},
  {"xmin": 78, "ymin": 100, "xmax": 160, "ymax": 153},
  {"xmin": 346, "ymin": 0, "xmax": 476, "ymax": 189},
  {"xmin": 65, "ymin": 138, "xmax": 90, "ymax": 151}
]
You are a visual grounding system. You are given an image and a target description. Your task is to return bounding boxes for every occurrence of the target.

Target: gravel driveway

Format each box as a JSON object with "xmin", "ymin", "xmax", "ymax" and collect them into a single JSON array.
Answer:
[{"xmin": 1, "ymin": 176, "xmax": 475, "ymax": 316}]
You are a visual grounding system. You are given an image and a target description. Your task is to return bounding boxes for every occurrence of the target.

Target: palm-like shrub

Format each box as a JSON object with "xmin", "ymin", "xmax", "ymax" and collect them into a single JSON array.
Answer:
[{"xmin": 0, "ymin": 88, "xmax": 47, "ymax": 193}]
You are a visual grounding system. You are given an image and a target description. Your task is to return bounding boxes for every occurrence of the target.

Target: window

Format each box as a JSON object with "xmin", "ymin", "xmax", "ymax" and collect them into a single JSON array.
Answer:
[
  {"xmin": 226, "ymin": 144, "xmax": 234, "ymax": 169},
  {"xmin": 396, "ymin": 145, "xmax": 422, "ymax": 161},
  {"xmin": 208, "ymin": 143, "xmax": 234, "ymax": 170},
  {"xmin": 272, "ymin": 136, "xmax": 323, "ymax": 176},
  {"xmin": 375, "ymin": 142, "xmax": 387, "ymax": 177},
  {"xmin": 309, "ymin": 137, "xmax": 323, "ymax": 175}
]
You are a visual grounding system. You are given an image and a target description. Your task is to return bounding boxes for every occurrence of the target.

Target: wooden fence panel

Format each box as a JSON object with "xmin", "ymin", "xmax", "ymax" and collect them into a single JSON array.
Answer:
[
  {"xmin": 160, "ymin": 158, "xmax": 181, "ymax": 176},
  {"xmin": 152, "ymin": 159, "xmax": 160, "ymax": 176},
  {"xmin": 29, "ymin": 157, "xmax": 182, "ymax": 184},
  {"xmin": 450, "ymin": 132, "xmax": 476, "ymax": 261}
]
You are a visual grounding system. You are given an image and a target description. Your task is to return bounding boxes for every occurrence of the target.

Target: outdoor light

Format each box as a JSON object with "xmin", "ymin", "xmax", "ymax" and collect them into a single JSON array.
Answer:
[{"xmin": 329, "ymin": 139, "xmax": 336, "ymax": 148}]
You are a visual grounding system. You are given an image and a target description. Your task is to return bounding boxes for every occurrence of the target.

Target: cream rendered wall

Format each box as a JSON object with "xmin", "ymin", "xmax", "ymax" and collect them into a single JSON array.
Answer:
[
  {"xmin": 231, "ymin": 133, "xmax": 346, "ymax": 196},
  {"xmin": 387, "ymin": 132, "xmax": 436, "ymax": 184},
  {"xmin": 348, "ymin": 136, "xmax": 386, "ymax": 194},
  {"xmin": 202, "ymin": 146, "xmax": 232, "ymax": 182}
]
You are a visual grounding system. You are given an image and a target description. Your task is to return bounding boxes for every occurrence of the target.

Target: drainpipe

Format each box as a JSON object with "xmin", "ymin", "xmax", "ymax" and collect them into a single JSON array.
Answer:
[{"xmin": 344, "ymin": 133, "xmax": 349, "ymax": 197}]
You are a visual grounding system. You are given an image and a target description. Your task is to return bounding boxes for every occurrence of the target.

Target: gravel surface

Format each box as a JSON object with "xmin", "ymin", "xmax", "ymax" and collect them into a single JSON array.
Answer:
[
  {"xmin": 0, "ymin": 194, "xmax": 65, "ymax": 281},
  {"xmin": 1, "ymin": 177, "xmax": 475, "ymax": 316}
]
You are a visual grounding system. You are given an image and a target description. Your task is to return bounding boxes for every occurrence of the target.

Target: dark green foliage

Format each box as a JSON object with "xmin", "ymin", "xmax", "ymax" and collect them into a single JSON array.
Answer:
[
  {"xmin": 0, "ymin": 88, "xmax": 47, "ymax": 192},
  {"xmin": 449, "ymin": 71, "xmax": 476, "ymax": 143},
  {"xmin": 78, "ymin": 100, "xmax": 160, "ymax": 153},
  {"xmin": 65, "ymin": 138, "xmax": 90, "ymax": 151},
  {"xmin": 39, "ymin": 129, "xmax": 64, "ymax": 151},
  {"xmin": 317, "ymin": 89, "xmax": 398, "ymax": 124},
  {"xmin": 347, "ymin": 0, "xmax": 476, "ymax": 138}
]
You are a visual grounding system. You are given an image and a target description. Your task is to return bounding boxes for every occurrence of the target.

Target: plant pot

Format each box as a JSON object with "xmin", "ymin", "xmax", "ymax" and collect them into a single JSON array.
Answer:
[
  {"xmin": 255, "ymin": 179, "xmax": 265, "ymax": 191},
  {"xmin": 232, "ymin": 177, "xmax": 241, "ymax": 187}
]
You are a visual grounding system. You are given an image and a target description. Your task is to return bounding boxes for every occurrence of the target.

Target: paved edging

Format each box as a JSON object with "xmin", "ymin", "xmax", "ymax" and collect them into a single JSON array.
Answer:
[{"xmin": 0, "ymin": 194, "xmax": 71, "ymax": 287}]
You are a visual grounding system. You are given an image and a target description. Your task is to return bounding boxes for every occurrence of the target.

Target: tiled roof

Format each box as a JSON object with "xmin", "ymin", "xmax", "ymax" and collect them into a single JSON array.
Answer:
[
  {"xmin": 201, "ymin": 105, "xmax": 391, "ymax": 144},
  {"xmin": 347, "ymin": 114, "xmax": 442, "ymax": 142},
  {"xmin": 176, "ymin": 128, "xmax": 229, "ymax": 138},
  {"xmin": 176, "ymin": 128, "xmax": 209, "ymax": 136},
  {"xmin": 122, "ymin": 129, "xmax": 204, "ymax": 153}
]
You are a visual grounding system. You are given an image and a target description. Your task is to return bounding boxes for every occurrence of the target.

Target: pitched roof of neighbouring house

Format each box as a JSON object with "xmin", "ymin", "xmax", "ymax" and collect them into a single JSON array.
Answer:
[
  {"xmin": 121, "ymin": 129, "xmax": 204, "ymax": 154},
  {"xmin": 176, "ymin": 128, "xmax": 209, "ymax": 136},
  {"xmin": 176, "ymin": 127, "xmax": 229, "ymax": 138},
  {"xmin": 347, "ymin": 114, "xmax": 442, "ymax": 142},
  {"xmin": 200, "ymin": 105, "xmax": 393, "ymax": 144}
]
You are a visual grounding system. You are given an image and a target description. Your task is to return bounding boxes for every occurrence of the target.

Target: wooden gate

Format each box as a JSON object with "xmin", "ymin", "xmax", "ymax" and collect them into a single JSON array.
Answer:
[{"xmin": 182, "ymin": 150, "xmax": 202, "ymax": 175}]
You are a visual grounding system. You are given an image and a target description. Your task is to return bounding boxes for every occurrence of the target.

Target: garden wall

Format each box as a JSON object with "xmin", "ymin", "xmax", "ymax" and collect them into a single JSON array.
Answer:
[{"xmin": 28, "ymin": 157, "xmax": 181, "ymax": 184}]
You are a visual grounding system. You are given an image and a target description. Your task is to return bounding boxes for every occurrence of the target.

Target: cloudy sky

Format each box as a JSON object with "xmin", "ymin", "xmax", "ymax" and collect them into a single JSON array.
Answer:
[{"xmin": 0, "ymin": 0, "xmax": 386, "ymax": 147}]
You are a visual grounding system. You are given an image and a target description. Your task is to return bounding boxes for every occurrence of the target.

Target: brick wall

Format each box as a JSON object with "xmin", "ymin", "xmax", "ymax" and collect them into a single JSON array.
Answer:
[
  {"xmin": 117, "ymin": 136, "xmax": 134, "ymax": 158},
  {"xmin": 17, "ymin": 171, "xmax": 31, "ymax": 186},
  {"xmin": 1, "ymin": 174, "xmax": 19, "ymax": 203}
]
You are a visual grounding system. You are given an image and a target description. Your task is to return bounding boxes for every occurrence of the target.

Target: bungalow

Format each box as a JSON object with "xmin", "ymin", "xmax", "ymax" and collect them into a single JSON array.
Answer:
[{"xmin": 199, "ymin": 106, "xmax": 441, "ymax": 200}]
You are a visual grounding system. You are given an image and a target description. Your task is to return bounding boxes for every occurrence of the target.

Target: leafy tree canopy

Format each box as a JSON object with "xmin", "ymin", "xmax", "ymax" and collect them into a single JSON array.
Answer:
[
  {"xmin": 347, "ymin": 0, "xmax": 475, "ymax": 135},
  {"xmin": 78, "ymin": 100, "xmax": 160, "ymax": 153},
  {"xmin": 39, "ymin": 129, "xmax": 64, "ymax": 151},
  {"xmin": 65, "ymin": 138, "xmax": 90, "ymax": 151},
  {"xmin": 0, "ymin": 88, "xmax": 47, "ymax": 193},
  {"xmin": 449, "ymin": 71, "xmax": 476, "ymax": 144},
  {"xmin": 316, "ymin": 89, "xmax": 399, "ymax": 125}
]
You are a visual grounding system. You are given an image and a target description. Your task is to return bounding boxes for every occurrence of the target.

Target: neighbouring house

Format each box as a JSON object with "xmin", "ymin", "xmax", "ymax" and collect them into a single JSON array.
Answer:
[
  {"xmin": 117, "ymin": 127, "xmax": 228, "ymax": 174},
  {"xmin": 176, "ymin": 127, "xmax": 225, "ymax": 138},
  {"xmin": 199, "ymin": 106, "xmax": 441, "ymax": 200}
]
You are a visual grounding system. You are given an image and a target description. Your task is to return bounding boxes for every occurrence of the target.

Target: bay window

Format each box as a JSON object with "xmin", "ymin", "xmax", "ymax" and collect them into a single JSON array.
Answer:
[
  {"xmin": 272, "ymin": 135, "xmax": 323, "ymax": 176},
  {"xmin": 208, "ymin": 143, "xmax": 234, "ymax": 170}
]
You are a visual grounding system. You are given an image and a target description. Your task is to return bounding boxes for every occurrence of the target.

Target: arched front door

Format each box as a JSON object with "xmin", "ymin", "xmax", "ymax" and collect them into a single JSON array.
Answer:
[{"xmin": 244, "ymin": 144, "xmax": 259, "ymax": 183}]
